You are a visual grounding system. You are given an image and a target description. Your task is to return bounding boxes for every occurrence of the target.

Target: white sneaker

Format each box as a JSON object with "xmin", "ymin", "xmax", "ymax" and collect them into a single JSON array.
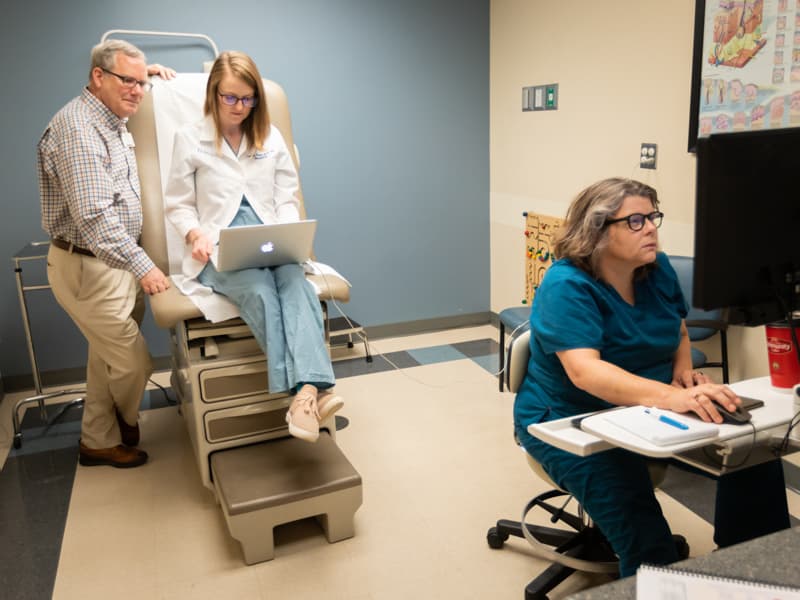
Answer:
[
  {"xmin": 286, "ymin": 386, "xmax": 320, "ymax": 443},
  {"xmin": 317, "ymin": 390, "xmax": 345, "ymax": 422}
]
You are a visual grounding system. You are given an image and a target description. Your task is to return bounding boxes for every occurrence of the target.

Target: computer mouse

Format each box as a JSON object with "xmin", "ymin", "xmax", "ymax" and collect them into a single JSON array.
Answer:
[{"xmin": 713, "ymin": 401, "xmax": 752, "ymax": 425}]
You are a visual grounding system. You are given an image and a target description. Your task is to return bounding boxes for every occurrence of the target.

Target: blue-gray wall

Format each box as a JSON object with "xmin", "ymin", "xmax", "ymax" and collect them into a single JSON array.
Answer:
[{"xmin": 0, "ymin": 0, "xmax": 489, "ymax": 384}]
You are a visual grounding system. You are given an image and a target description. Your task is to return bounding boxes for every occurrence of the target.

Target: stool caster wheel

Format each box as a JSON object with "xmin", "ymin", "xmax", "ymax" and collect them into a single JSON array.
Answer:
[
  {"xmin": 487, "ymin": 526, "xmax": 508, "ymax": 549},
  {"xmin": 347, "ymin": 341, "xmax": 354, "ymax": 348},
  {"xmin": 13, "ymin": 435, "xmax": 22, "ymax": 449}
]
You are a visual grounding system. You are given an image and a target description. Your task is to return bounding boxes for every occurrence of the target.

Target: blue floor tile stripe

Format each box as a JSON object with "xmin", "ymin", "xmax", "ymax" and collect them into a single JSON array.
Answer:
[{"xmin": 0, "ymin": 447, "xmax": 77, "ymax": 600}]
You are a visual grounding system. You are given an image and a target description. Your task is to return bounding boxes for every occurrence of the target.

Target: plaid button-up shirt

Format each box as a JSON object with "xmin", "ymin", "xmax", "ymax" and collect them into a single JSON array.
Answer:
[{"xmin": 38, "ymin": 88, "xmax": 155, "ymax": 279}]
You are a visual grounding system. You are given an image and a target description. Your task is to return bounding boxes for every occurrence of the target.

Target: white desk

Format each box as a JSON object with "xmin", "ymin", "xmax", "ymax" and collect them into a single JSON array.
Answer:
[
  {"xmin": 529, "ymin": 377, "xmax": 797, "ymax": 475},
  {"xmin": 528, "ymin": 376, "xmax": 798, "ymax": 547}
]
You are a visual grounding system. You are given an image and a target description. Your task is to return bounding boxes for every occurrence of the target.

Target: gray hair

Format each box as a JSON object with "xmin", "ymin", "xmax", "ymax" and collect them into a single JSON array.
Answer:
[
  {"xmin": 554, "ymin": 177, "xmax": 660, "ymax": 278},
  {"xmin": 88, "ymin": 40, "xmax": 146, "ymax": 81}
]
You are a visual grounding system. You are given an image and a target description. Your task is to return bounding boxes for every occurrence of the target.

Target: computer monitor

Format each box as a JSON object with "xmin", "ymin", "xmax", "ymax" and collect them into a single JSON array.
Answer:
[{"xmin": 693, "ymin": 128, "xmax": 800, "ymax": 327}]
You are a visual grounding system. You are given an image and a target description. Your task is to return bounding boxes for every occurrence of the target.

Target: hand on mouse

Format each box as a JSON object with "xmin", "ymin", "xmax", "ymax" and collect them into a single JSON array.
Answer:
[{"xmin": 666, "ymin": 382, "xmax": 741, "ymax": 423}]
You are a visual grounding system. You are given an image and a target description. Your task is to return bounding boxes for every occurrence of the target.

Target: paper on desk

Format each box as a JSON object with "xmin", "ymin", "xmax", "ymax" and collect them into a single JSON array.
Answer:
[
  {"xmin": 637, "ymin": 564, "xmax": 800, "ymax": 599},
  {"xmin": 602, "ymin": 406, "xmax": 719, "ymax": 446}
]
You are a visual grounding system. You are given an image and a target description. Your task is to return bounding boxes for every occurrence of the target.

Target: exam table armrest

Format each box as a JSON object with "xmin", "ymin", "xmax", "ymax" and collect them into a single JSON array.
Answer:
[
  {"xmin": 148, "ymin": 284, "xmax": 203, "ymax": 328},
  {"xmin": 147, "ymin": 273, "xmax": 353, "ymax": 330},
  {"xmin": 307, "ymin": 274, "xmax": 351, "ymax": 303}
]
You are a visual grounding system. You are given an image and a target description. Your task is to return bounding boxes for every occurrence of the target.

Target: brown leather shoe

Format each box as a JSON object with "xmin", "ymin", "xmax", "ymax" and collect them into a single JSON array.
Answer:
[
  {"xmin": 115, "ymin": 408, "xmax": 140, "ymax": 447},
  {"xmin": 79, "ymin": 442, "xmax": 148, "ymax": 468}
]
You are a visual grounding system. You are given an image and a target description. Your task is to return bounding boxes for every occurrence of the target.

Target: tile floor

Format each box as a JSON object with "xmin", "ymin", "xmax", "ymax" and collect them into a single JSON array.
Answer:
[{"xmin": 1, "ymin": 324, "xmax": 798, "ymax": 599}]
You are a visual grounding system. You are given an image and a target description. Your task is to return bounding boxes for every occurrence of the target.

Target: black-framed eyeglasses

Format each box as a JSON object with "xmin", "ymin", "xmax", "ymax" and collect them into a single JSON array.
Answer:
[
  {"xmin": 218, "ymin": 93, "xmax": 258, "ymax": 108},
  {"xmin": 605, "ymin": 211, "xmax": 664, "ymax": 231},
  {"xmin": 101, "ymin": 68, "xmax": 152, "ymax": 92}
]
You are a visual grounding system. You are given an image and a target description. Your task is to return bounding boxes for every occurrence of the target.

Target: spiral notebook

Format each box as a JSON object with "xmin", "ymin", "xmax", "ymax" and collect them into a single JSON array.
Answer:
[{"xmin": 637, "ymin": 564, "xmax": 800, "ymax": 599}]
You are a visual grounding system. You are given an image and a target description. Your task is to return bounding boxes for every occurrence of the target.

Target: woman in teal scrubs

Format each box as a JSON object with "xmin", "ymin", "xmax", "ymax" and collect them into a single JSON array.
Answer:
[{"xmin": 513, "ymin": 178, "xmax": 742, "ymax": 577}]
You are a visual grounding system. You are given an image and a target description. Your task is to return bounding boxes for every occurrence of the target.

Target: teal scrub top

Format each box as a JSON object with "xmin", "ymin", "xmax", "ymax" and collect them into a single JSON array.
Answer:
[{"xmin": 513, "ymin": 252, "xmax": 688, "ymax": 429}]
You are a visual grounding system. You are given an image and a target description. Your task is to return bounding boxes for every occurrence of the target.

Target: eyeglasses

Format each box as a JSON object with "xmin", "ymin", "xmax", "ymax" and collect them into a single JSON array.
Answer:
[
  {"xmin": 218, "ymin": 93, "xmax": 258, "ymax": 108},
  {"xmin": 605, "ymin": 211, "xmax": 664, "ymax": 231},
  {"xmin": 101, "ymin": 68, "xmax": 152, "ymax": 92}
]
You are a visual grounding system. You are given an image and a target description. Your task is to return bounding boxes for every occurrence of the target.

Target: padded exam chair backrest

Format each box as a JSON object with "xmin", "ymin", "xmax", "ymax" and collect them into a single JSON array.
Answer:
[
  {"xmin": 126, "ymin": 73, "xmax": 354, "ymax": 329},
  {"xmin": 129, "ymin": 73, "xmax": 306, "ymax": 277}
]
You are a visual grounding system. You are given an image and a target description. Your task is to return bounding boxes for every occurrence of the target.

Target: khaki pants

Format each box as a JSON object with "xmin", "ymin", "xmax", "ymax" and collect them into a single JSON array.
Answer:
[{"xmin": 47, "ymin": 246, "xmax": 152, "ymax": 448}]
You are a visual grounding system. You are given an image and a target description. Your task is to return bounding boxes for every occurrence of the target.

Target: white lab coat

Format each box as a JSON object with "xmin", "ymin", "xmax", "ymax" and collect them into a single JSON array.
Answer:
[{"xmin": 164, "ymin": 116, "xmax": 301, "ymax": 321}]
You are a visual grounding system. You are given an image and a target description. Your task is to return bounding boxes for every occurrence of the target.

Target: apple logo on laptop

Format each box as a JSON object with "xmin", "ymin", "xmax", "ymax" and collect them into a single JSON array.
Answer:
[{"xmin": 260, "ymin": 242, "xmax": 275, "ymax": 253}]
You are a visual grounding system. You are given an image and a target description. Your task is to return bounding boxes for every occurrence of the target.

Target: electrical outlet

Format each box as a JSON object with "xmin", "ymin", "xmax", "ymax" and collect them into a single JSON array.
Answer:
[{"xmin": 640, "ymin": 143, "xmax": 657, "ymax": 169}]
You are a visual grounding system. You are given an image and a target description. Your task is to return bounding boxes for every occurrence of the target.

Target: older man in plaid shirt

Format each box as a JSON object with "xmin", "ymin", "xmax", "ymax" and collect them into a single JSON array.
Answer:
[{"xmin": 38, "ymin": 40, "xmax": 174, "ymax": 468}]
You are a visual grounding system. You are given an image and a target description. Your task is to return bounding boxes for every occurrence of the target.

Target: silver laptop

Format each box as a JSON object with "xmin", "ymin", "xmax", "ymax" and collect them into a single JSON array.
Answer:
[{"xmin": 212, "ymin": 219, "xmax": 317, "ymax": 272}]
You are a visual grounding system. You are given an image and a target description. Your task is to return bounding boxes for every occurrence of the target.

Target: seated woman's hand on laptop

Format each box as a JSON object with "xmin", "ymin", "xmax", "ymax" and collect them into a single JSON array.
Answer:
[
  {"xmin": 186, "ymin": 229, "xmax": 213, "ymax": 264},
  {"xmin": 663, "ymin": 382, "xmax": 741, "ymax": 423}
]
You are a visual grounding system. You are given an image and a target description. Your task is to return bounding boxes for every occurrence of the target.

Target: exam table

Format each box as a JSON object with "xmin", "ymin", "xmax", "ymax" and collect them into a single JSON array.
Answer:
[{"xmin": 126, "ymin": 55, "xmax": 362, "ymax": 563}]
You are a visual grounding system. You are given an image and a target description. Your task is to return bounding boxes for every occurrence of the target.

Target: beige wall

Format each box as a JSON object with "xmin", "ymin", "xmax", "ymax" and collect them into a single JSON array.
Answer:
[{"xmin": 490, "ymin": 0, "xmax": 769, "ymax": 381}]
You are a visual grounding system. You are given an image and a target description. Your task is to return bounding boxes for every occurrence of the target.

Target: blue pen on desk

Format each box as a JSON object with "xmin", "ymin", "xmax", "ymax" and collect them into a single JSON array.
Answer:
[{"xmin": 644, "ymin": 408, "xmax": 689, "ymax": 430}]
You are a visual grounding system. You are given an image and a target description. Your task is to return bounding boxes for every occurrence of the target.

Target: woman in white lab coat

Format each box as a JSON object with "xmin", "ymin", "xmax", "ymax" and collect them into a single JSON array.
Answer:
[{"xmin": 165, "ymin": 51, "xmax": 342, "ymax": 443}]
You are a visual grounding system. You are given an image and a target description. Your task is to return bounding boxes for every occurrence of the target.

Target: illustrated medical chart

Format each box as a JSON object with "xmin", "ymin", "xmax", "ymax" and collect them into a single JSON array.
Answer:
[
  {"xmin": 697, "ymin": 0, "xmax": 800, "ymax": 138},
  {"xmin": 524, "ymin": 212, "xmax": 563, "ymax": 305}
]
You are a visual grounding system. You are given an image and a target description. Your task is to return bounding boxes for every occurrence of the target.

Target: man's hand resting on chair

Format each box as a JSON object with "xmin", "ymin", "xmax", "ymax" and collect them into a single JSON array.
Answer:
[
  {"xmin": 140, "ymin": 267, "xmax": 170, "ymax": 295},
  {"xmin": 147, "ymin": 63, "xmax": 177, "ymax": 80}
]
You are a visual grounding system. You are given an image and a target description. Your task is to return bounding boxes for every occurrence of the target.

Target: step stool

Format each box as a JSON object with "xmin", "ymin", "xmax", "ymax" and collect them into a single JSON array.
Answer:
[{"xmin": 211, "ymin": 432, "xmax": 363, "ymax": 564}]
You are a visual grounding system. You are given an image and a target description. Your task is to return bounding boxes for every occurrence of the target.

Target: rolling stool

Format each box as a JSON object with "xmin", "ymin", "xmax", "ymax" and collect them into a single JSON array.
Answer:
[{"xmin": 488, "ymin": 453, "xmax": 677, "ymax": 600}]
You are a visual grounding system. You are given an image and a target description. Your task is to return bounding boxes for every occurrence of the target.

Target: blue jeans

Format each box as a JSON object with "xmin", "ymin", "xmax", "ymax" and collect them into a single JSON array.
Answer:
[
  {"xmin": 517, "ymin": 426, "xmax": 678, "ymax": 577},
  {"xmin": 199, "ymin": 201, "xmax": 335, "ymax": 393}
]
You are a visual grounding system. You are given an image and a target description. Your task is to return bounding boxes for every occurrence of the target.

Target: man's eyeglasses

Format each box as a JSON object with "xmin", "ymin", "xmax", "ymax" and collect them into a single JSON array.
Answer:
[
  {"xmin": 605, "ymin": 211, "xmax": 664, "ymax": 231},
  {"xmin": 101, "ymin": 68, "xmax": 152, "ymax": 92},
  {"xmin": 218, "ymin": 93, "xmax": 258, "ymax": 108}
]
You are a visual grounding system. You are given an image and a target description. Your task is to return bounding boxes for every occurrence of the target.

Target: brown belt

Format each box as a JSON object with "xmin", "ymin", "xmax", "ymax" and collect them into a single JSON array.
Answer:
[{"xmin": 50, "ymin": 238, "xmax": 95, "ymax": 257}]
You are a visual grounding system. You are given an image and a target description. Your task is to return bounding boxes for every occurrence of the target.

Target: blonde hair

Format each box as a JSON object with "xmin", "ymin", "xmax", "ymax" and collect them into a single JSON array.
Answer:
[
  {"xmin": 554, "ymin": 178, "xmax": 660, "ymax": 279},
  {"xmin": 204, "ymin": 51, "xmax": 269, "ymax": 154}
]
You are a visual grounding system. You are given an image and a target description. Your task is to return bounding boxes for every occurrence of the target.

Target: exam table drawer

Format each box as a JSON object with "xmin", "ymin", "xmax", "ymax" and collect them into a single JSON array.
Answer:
[
  {"xmin": 204, "ymin": 399, "xmax": 289, "ymax": 443},
  {"xmin": 199, "ymin": 361, "xmax": 271, "ymax": 403}
]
